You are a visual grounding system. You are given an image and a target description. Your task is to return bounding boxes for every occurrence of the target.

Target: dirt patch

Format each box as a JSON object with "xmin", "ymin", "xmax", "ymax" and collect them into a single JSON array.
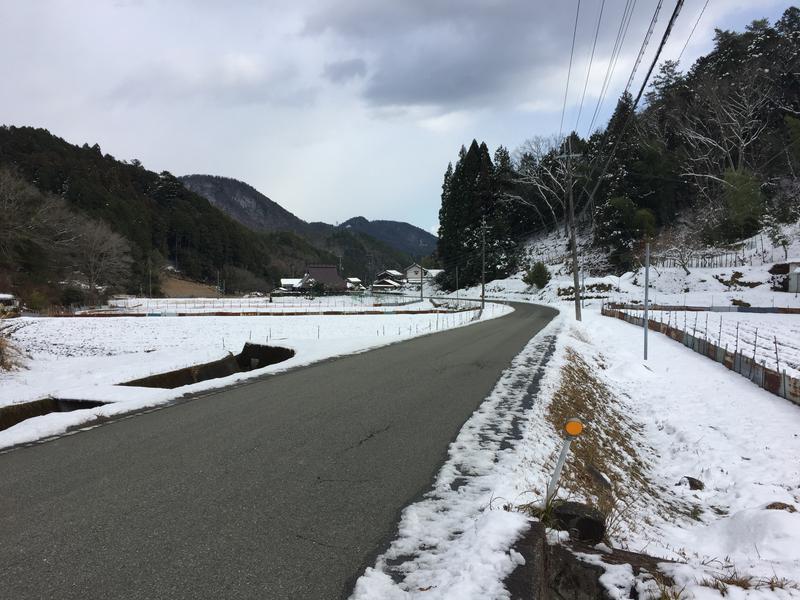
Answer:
[{"xmin": 161, "ymin": 274, "xmax": 221, "ymax": 298}]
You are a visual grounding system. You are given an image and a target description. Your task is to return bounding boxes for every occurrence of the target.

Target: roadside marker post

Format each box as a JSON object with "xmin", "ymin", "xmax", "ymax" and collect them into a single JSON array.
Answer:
[{"xmin": 545, "ymin": 418, "xmax": 584, "ymax": 506}]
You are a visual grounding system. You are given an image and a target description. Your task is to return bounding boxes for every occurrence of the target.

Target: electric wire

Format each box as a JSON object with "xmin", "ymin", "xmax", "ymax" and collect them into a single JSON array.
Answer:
[
  {"xmin": 625, "ymin": 0, "xmax": 664, "ymax": 95},
  {"xmin": 677, "ymin": 0, "xmax": 710, "ymax": 63},
  {"xmin": 575, "ymin": 0, "xmax": 607, "ymax": 132},
  {"xmin": 559, "ymin": 0, "xmax": 583, "ymax": 140},
  {"xmin": 587, "ymin": 0, "xmax": 638, "ymax": 135}
]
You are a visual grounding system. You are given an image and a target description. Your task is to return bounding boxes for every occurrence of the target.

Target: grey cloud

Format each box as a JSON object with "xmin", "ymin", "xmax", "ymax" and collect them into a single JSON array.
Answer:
[
  {"xmin": 323, "ymin": 58, "xmax": 367, "ymax": 83},
  {"xmin": 303, "ymin": 0, "xmax": 670, "ymax": 112},
  {"xmin": 107, "ymin": 60, "xmax": 317, "ymax": 108}
]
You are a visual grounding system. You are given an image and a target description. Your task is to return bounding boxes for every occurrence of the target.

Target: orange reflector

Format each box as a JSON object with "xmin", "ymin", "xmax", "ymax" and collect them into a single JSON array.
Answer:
[{"xmin": 564, "ymin": 419, "xmax": 584, "ymax": 437}]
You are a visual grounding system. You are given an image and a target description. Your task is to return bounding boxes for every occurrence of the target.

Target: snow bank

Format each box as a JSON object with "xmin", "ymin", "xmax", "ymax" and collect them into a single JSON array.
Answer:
[{"xmin": 0, "ymin": 303, "xmax": 512, "ymax": 449}]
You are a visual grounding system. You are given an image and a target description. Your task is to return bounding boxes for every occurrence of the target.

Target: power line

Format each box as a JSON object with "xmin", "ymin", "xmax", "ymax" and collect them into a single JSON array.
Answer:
[
  {"xmin": 584, "ymin": 0, "xmax": 686, "ymax": 217},
  {"xmin": 587, "ymin": 0, "xmax": 638, "ymax": 135},
  {"xmin": 625, "ymin": 0, "xmax": 664, "ymax": 95},
  {"xmin": 575, "ymin": 0, "xmax": 607, "ymax": 131},
  {"xmin": 677, "ymin": 0, "xmax": 710, "ymax": 63},
  {"xmin": 559, "ymin": 0, "xmax": 583, "ymax": 140}
]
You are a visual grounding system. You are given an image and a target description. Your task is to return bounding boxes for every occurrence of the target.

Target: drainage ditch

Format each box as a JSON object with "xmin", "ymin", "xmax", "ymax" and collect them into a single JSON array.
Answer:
[
  {"xmin": 121, "ymin": 343, "xmax": 295, "ymax": 389},
  {"xmin": 0, "ymin": 343, "xmax": 295, "ymax": 433},
  {"xmin": 0, "ymin": 398, "xmax": 106, "ymax": 432}
]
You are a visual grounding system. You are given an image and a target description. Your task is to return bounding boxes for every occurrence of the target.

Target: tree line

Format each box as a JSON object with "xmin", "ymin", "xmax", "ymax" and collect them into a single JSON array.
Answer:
[
  {"xmin": 0, "ymin": 126, "xmax": 337, "ymax": 305},
  {"xmin": 437, "ymin": 7, "xmax": 800, "ymax": 284}
]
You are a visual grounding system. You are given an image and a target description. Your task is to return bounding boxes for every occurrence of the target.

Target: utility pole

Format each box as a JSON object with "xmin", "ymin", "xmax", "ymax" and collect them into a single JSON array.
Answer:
[
  {"xmin": 455, "ymin": 266, "xmax": 459, "ymax": 305},
  {"xmin": 481, "ymin": 217, "xmax": 486, "ymax": 311},
  {"xmin": 420, "ymin": 263, "xmax": 424, "ymax": 303},
  {"xmin": 565, "ymin": 138, "xmax": 582, "ymax": 321},
  {"xmin": 644, "ymin": 241, "xmax": 650, "ymax": 360}
]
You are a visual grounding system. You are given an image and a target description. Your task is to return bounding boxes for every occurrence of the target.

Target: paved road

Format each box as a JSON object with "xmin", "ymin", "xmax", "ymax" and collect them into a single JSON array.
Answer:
[{"xmin": 0, "ymin": 303, "xmax": 557, "ymax": 600}]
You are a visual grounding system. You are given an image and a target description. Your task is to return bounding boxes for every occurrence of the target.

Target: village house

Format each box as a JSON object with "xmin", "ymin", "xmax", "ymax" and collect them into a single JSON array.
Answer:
[
  {"xmin": 0, "ymin": 293, "xmax": 20, "ymax": 313},
  {"xmin": 346, "ymin": 277, "xmax": 365, "ymax": 291},
  {"xmin": 404, "ymin": 264, "xmax": 445, "ymax": 285},
  {"xmin": 295, "ymin": 264, "xmax": 347, "ymax": 292}
]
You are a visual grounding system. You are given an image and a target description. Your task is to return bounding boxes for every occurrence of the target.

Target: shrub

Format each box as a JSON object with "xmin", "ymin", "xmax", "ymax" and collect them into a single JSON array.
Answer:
[
  {"xmin": 523, "ymin": 261, "xmax": 551, "ymax": 289},
  {"xmin": 0, "ymin": 327, "xmax": 21, "ymax": 371}
]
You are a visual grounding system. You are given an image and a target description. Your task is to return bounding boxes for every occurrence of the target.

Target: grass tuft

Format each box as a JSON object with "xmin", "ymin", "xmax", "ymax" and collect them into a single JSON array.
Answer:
[{"xmin": 0, "ymin": 323, "xmax": 22, "ymax": 371}]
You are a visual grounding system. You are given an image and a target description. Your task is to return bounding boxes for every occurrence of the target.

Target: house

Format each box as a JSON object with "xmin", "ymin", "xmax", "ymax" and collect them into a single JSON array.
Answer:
[
  {"xmin": 279, "ymin": 278, "xmax": 303, "ymax": 291},
  {"xmin": 372, "ymin": 278, "xmax": 403, "ymax": 291},
  {"xmin": 404, "ymin": 264, "xmax": 445, "ymax": 284},
  {"xmin": 790, "ymin": 267, "xmax": 800, "ymax": 294},
  {"xmin": 296, "ymin": 264, "xmax": 347, "ymax": 292},
  {"xmin": 346, "ymin": 277, "xmax": 365, "ymax": 291},
  {"xmin": 375, "ymin": 269, "xmax": 405, "ymax": 284},
  {"xmin": 0, "ymin": 293, "xmax": 20, "ymax": 313}
]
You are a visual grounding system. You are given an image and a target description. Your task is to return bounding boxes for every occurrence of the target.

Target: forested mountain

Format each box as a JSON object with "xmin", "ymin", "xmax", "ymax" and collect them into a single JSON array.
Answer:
[
  {"xmin": 0, "ymin": 126, "xmax": 336, "ymax": 301},
  {"xmin": 180, "ymin": 174, "xmax": 415, "ymax": 281},
  {"xmin": 180, "ymin": 174, "xmax": 306, "ymax": 233},
  {"xmin": 437, "ymin": 7, "xmax": 800, "ymax": 287},
  {"xmin": 339, "ymin": 216, "xmax": 437, "ymax": 257}
]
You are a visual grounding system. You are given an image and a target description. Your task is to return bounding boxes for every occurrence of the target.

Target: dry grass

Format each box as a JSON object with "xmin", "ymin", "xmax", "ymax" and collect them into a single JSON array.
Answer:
[
  {"xmin": 649, "ymin": 573, "xmax": 686, "ymax": 599},
  {"xmin": 525, "ymin": 342, "xmax": 690, "ymax": 543},
  {"xmin": 0, "ymin": 324, "xmax": 21, "ymax": 371},
  {"xmin": 161, "ymin": 274, "xmax": 219, "ymax": 298},
  {"xmin": 699, "ymin": 568, "xmax": 800, "ymax": 595}
]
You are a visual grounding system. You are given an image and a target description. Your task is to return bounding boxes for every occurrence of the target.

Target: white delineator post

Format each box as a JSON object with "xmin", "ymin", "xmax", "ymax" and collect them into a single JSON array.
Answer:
[
  {"xmin": 545, "ymin": 419, "xmax": 584, "ymax": 506},
  {"xmin": 644, "ymin": 241, "xmax": 650, "ymax": 361}
]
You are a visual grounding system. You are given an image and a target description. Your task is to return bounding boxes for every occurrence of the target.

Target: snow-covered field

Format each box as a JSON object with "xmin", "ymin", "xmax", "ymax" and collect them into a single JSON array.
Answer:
[
  {"xmin": 623, "ymin": 309, "xmax": 800, "ymax": 378},
  {"xmin": 102, "ymin": 294, "xmax": 447, "ymax": 315},
  {"xmin": 0, "ymin": 302, "xmax": 511, "ymax": 449}
]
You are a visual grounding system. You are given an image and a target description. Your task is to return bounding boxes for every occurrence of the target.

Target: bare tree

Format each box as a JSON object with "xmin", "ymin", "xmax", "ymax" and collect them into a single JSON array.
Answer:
[
  {"xmin": 73, "ymin": 220, "xmax": 133, "ymax": 301},
  {"xmin": 0, "ymin": 167, "xmax": 79, "ymax": 266},
  {"xmin": 678, "ymin": 71, "xmax": 773, "ymax": 203},
  {"xmin": 509, "ymin": 135, "xmax": 569, "ymax": 232},
  {"xmin": 652, "ymin": 227, "xmax": 702, "ymax": 275}
]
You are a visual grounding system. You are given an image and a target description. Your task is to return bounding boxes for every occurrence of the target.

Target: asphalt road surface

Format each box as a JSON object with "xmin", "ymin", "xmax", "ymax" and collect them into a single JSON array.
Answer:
[{"xmin": 0, "ymin": 302, "xmax": 557, "ymax": 600}]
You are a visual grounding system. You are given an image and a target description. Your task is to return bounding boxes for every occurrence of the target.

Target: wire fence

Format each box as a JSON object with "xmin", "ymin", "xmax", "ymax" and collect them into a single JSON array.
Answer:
[{"xmin": 601, "ymin": 304, "xmax": 800, "ymax": 407}]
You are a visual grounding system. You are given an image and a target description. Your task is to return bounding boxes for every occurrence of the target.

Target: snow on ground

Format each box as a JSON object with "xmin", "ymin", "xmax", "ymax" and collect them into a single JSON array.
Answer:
[
  {"xmin": 352, "ymin": 301, "xmax": 800, "ymax": 599},
  {"xmin": 577, "ymin": 307, "xmax": 800, "ymax": 598},
  {"xmin": 0, "ymin": 301, "xmax": 512, "ymax": 450},
  {"xmin": 103, "ymin": 293, "xmax": 432, "ymax": 314},
  {"xmin": 622, "ymin": 309, "xmax": 800, "ymax": 378}
]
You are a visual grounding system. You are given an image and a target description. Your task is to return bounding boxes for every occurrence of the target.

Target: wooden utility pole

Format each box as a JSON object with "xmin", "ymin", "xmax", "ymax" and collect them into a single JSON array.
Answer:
[{"xmin": 565, "ymin": 140, "xmax": 582, "ymax": 321}]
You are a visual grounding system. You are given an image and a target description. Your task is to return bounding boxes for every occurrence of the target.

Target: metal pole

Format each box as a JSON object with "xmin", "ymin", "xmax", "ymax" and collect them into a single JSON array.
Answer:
[
  {"xmin": 420, "ymin": 264, "xmax": 423, "ymax": 303},
  {"xmin": 456, "ymin": 266, "xmax": 459, "ymax": 306},
  {"xmin": 546, "ymin": 438, "xmax": 573, "ymax": 505},
  {"xmin": 644, "ymin": 241, "xmax": 650, "ymax": 361},
  {"xmin": 481, "ymin": 218, "xmax": 486, "ymax": 312}
]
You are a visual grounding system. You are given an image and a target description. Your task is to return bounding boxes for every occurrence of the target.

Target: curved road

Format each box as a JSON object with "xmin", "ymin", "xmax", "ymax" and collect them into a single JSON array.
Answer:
[{"xmin": 0, "ymin": 303, "xmax": 557, "ymax": 599}]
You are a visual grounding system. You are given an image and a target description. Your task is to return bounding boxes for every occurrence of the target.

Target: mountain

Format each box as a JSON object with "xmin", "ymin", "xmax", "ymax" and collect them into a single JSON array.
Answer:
[
  {"xmin": 180, "ymin": 174, "xmax": 305, "ymax": 234},
  {"xmin": 179, "ymin": 174, "xmax": 420, "ymax": 281},
  {"xmin": 0, "ymin": 126, "xmax": 336, "ymax": 296},
  {"xmin": 339, "ymin": 216, "xmax": 437, "ymax": 258}
]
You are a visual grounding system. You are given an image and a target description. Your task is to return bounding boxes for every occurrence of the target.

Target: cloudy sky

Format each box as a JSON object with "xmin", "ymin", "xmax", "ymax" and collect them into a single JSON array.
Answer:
[{"xmin": 0, "ymin": 0, "xmax": 790, "ymax": 232}]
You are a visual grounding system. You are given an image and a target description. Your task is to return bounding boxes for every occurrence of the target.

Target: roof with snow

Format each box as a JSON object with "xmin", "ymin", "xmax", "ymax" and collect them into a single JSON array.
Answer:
[
  {"xmin": 372, "ymin": 279, "xmax": 402, "ymax": 287},
  {"xmin": 426, "ymin": 269, "xmax": 444, "ymax": 278},
  {"xmin": 384, "ymin": 270, "xmax": 403, "ymax": 277},
  {"xmin": 0, "ymin": 293, "xmax": 15, "ymax": 300},
  {"xmin": 346, "ymin": 277, "xmax": 362, "ymax": 283},
  {"xmin": 280, "ymin": 278, "xmax": 302, "ymax": 288}
]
